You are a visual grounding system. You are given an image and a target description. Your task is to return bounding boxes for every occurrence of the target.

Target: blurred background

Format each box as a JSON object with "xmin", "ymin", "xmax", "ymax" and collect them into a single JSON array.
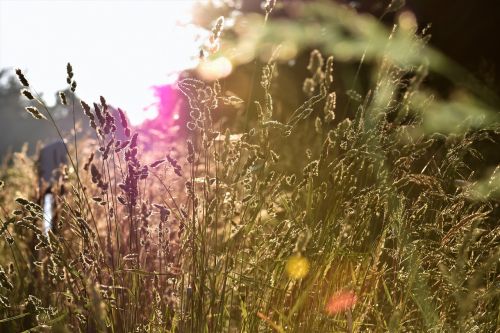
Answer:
[{"xmin": 1, "ymin": 0, "xmax": 499, "ymax": 158}]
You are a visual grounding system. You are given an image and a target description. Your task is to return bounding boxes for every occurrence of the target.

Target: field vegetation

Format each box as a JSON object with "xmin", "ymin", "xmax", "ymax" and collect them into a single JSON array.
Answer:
[{"xmin": 0, "ymin": 1, "xmax": 498, "ymax": 332}]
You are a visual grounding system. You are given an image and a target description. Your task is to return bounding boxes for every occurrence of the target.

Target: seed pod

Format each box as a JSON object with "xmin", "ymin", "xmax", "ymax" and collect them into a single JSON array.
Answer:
[
  {"xmin": 315, "ymin": 117, "xmax": 323, "ymax": 134},
  {"xmin": 166, "ymin": 155, "xmax": 182, "ymax": 177},
  {"xmin": 303, "ymin": 78, "xmax": 315, "ymax": 97},
  {"xmin": 21, "ymin": 89, "xmax": 34, "ymax": 100},
  {"xmin": 59, "ymin": 91, "xmax": 67, "ymax": 105},
  {"xmin": 66, "ymin": 62, "xmax": 74, "ymax": 81},
  {"xmin": 307, "ymin": 50, "xmax": 324, "ymax": 74},
  {"xmin": 324, "ymin": 92, "xmax": 336, "ymax": 123},
  {"xmin": 130, "ymin": 133, "xmax": 138, "ymax": 148},
  {"xmin": 90, "ymin": 164, "xmax": 100, "ymax": 184},
  {"xmin": 15, "ymin": 68, "xmax": 29, "ymax": 87},
  {"xmin": 324, "ymin": 56, "xmax": 334, "ymax": 86},
  {"xmin": 94, "ymin": 103, "xmax": 105, "ymax": 126},
  {"xmin": 25, "ymin": 107, "xmax": 46, "ymax": 120},
  {"xmin": 100, "ymin": 96, "xmax": 107, "ymax": 110}
]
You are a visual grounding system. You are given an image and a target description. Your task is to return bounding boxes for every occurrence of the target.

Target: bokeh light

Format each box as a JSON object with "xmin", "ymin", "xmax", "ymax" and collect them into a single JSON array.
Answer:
[{"xmin": 285, "ymin": 254, "xmax": 310, "ymax": 280}]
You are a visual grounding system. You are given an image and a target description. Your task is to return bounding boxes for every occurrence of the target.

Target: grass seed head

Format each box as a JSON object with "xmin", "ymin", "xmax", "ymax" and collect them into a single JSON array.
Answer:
[
  {"xmin": 66, "ymin": 62, "xmax": 74, "ymax": 81},
  {"xmin": 21, "ymin": 89, "xmax": 34, "ymax": 100},
  {"xmin": 100, "ymin": 96, "xmax": 107, "ymax": 110},
  {"xmin": 59, "ymin": 91, "xmax": 67, "ymax": 105},
  {"xmin": 15, "ymin": 68, "xmax": 29, "ymax": 87},
  {"xmin": 307, "ymin": 49, "xmax": 324, "ymax": 74},
  {"xmin": 25, "ymin": 106, "xmax": 46, "ymax": 120}
]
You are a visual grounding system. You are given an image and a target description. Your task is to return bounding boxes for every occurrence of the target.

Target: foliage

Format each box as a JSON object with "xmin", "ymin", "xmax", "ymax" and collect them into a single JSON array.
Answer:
[{"xmin": 0, "ymin": 1, "xmax": 498, "ymax": 332}]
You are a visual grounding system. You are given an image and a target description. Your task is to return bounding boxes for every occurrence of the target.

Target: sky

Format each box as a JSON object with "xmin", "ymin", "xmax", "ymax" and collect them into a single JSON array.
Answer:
[{"xmin": 0, "ymin": 0, "xmax": 204, "ymax": 125}]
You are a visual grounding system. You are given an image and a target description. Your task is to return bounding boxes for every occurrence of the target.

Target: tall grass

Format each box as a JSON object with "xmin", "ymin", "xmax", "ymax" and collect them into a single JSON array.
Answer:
[{"xmin": 0, "ymin": 1, "xmax": 498, "ymax": 332}]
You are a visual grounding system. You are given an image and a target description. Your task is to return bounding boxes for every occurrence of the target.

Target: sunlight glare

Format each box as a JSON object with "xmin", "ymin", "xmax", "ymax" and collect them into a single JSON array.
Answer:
[{"xmin": 0, "ymin": 0, "xmax": 203, "ymax": 126}]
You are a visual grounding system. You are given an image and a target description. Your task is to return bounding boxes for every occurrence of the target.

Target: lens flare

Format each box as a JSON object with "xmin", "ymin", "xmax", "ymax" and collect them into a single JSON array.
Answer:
[
  {"xmin": 285, "ymin": 254, "xmax": 310, "ymax": 280},
  {"xmin": 197, "ymin": 56, "xmax": 233, "ymax": 81},
  {"xmin": 325, "ymin": 290, "xmax": 357, "ymax": 315}
]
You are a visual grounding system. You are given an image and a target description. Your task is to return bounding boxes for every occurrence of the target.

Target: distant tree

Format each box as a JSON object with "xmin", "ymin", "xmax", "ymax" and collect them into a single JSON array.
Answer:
[{"xmin": 0, "ymin": 68, "xmax": 89, "ymax": 158}]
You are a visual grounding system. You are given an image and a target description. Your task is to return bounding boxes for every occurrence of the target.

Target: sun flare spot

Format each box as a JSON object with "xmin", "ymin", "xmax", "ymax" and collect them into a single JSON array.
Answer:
[
  {"xmin": 285, "ymin": 254, "xmax": 310, "ymax": 280},
  {"xmin": 197, "ymin": 56, "xmax": 233, "ymax": 81}
]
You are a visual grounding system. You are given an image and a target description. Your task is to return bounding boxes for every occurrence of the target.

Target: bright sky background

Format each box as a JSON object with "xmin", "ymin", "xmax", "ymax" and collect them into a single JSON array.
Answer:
[{"xmin": 0, "ymin": 0, "xmax": 204, "ymax": 125}]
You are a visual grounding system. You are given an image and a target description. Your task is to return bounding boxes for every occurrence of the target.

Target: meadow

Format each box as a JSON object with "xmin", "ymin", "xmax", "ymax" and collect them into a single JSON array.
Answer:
[{"xmin": 0, "ymin": 1, "xmax": 498, "ymax": 332}]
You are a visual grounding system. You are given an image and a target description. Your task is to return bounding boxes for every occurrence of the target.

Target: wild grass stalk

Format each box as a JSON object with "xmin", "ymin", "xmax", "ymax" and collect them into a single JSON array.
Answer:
[{"xmin": 0, "ymin": 1, "xmax": 498, "ymax": 332}]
